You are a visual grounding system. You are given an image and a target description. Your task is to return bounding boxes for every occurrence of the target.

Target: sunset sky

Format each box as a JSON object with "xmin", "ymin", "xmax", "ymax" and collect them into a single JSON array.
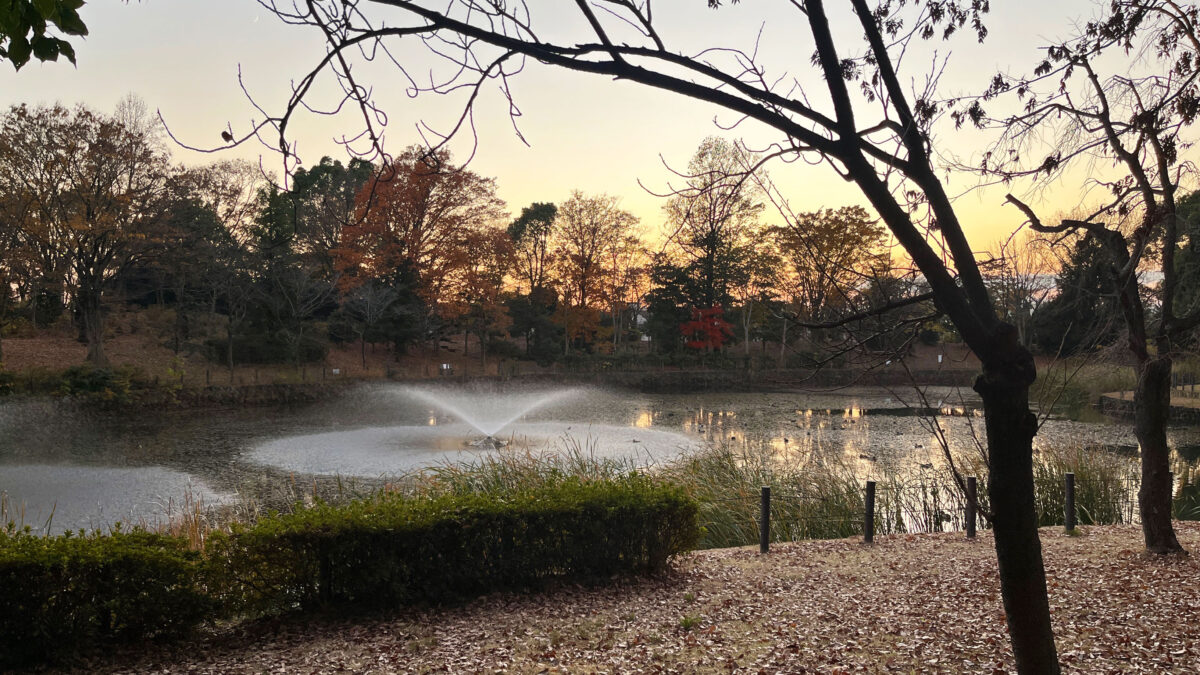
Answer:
[{"xmin": 0, "ymin": 0, "xmax": 1135, "ymax": 251}]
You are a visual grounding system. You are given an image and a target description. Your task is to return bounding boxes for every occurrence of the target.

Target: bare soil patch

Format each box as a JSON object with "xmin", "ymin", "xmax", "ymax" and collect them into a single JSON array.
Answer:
[{"xmin": 72, "ymin": 523, "xmax": 1200, "ymax": 674}]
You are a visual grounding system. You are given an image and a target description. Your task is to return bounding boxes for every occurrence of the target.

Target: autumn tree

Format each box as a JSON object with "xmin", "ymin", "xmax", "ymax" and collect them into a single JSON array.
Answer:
[
  {"xmin": 600, "ymin": 231, "xmax": 649, "ymax": 352},
  {"xmin": 552, "ymin": 191, "xmax": 638, "ymax": 353},
  {"xmin": 455, "ymin": 225, "xmax": 514, "ymax": 366},
  {"xmin": 0, "ymin": 103, "xmax": 171, "ymax": 365},
  {"xmin": 727, "ymin": 238, "xmax": 779, "ymax": 356},
  {"xmin": 978, "ymin": 0, "xmax": 1198, "ymax": 554},
  {"xmin": 335, "ymin": 146, "xmax": 505, "ymax": 347},
  {"xmin": 261, "ymin": 1, "xmax": 1065, "ymax": 669},
  {"xmin": 770, "ymin": 206, "xmax": 889, "ymax": 329}
]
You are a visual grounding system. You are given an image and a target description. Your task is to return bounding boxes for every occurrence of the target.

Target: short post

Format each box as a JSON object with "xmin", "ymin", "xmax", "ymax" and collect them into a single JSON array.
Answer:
[
  {"xmin": 759, "ymin": 486, "xmax": 771, "ymax": 554},
  {"xmin": 1064, "ymin": 472, "xmax": 1076, "ymax": 532},
  {"xmin": 966, "ymin": 476, "xmax": 977, "ymax": 538},
  {"xmin": 864, "ymin": 480, "xmax": 876, "ymax": 544}
]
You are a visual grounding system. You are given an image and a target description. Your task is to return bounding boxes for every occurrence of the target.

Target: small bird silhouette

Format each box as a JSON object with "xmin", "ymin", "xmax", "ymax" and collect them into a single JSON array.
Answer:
[{"xmin": 221, "ymin": 130, "xmax": 234, "ymax": 143}]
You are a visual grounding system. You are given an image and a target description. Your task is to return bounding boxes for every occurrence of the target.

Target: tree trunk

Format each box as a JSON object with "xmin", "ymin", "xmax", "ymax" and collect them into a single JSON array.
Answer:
[
  {"xmin": 974, "ymin": 341, "xmax": 1060, "ymax": 675},
  {"xmin": 226, "ymin": 321, "xmax": 235, "ymax": 376},
  {"xmin": 743, "ymin": 306, "xmax": 751, "ymax": 356},
  {"xmin": 1135, "ymin": 356, "xmax": 1184, "ymax": 554},
  {"xmin": 79, "ymin": 288, "xmax": 107, "ymax": 366},
  {"xmin": 778, "ymin": 320, "xmax": 787, "ymax": 369}
]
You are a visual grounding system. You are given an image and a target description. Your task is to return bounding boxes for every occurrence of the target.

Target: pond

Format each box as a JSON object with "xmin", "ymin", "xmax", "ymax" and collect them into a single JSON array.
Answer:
[{"xmin": 2, "ymin": 382, "xmax": 1196, "ymax": 534}]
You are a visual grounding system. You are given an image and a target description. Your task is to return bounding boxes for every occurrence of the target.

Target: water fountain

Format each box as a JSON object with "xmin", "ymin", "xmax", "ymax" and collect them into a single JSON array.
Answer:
[
  {"xmin": 400, "ymin": 386, "xmax": 576, "ymax": 448},
  {"xmin": 245, "ymin": 383, "xmax": 700, "ymax": 477}
]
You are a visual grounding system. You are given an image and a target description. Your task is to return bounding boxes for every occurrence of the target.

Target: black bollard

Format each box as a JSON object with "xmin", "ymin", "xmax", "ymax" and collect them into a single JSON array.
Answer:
[
  {"xmin": 966, "ymin": 476, "xmax": 977, "ymax": 539},
  {"xmin": 759, "ymin": 486, "xmax": 771, "ymax": 554},
  {"xmin": 864, "ymin": 481, "xmax": 876, "ymax": 544}
]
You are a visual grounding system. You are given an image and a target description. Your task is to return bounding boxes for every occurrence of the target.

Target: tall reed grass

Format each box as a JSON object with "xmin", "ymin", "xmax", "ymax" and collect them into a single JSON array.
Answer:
[{"xmin": 9, "ymin": 433, "xmax": 1141, "ymax": 553}]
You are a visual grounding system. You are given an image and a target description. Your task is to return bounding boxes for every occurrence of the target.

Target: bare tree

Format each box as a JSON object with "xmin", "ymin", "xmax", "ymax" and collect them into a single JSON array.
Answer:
[
  {"xmin": 983, "ymin": 233, "xmax": 1056, "ymax": 350},
  {"xmin": 974, "ymin": 0, "xmax": 1199, "ymax": 554},
  {"xmin": 255, "ymin": 1, "xmax": 1059, "ymax": 670}
]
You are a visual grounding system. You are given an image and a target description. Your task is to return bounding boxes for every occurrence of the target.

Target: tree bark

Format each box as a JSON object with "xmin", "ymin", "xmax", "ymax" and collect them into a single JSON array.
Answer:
[
  {"xmin": 79, "ymin": 288, "xmax": 107, "ymax": 366},
  {"xmin": 226, "ymin": 321, "xmax": 235, "ymax": 376},
  {"xmin": 1134, "ymin": 356, "xmax": 1184, "ymax": 554},
  {"xmin": 974, "ymin": 334, "xmax": 1060, "ymax": 675}
]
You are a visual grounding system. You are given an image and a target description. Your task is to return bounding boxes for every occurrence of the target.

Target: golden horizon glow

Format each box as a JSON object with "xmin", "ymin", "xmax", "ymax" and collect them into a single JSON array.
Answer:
[{"xmin": 0, "ymin": 0, "xmax": 1158, "ymax": 256}]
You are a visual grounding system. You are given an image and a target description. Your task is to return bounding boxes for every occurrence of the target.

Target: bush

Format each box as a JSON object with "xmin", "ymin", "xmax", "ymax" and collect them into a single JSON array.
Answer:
[
  {"xmin": 206, "ymin": 478, "xmax": 699, "ymax": 615},
  {"xmin": 58, "ymin": 364, "xmax": 142, "ymax": 402},
  {"xmin": 0, "ymin": 528, "xmax": 209, "ymax": 668}
]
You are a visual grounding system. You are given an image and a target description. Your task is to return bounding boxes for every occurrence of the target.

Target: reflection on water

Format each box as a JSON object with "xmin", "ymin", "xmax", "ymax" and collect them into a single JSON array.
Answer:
[
  {"xmin": 5, "ymin": 383, "xmax": 1200, "ymax": 533},
  {"xmin": 0, "ymin": 465, "xmax": 230, "ymax": 535}
]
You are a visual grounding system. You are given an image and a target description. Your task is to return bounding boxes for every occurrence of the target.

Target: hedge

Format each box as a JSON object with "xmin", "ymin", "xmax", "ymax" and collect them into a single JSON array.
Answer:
[
  {"xmin": 206, "ymin": 478, "xmax": 700, "ymax": 614},
  {"xmin": 0, "ymin": 528, "xmax": 209, "ymax": 668},
  {"xmin": 0, "ymin": 479, "xmax": 699, "ymax": 667}
]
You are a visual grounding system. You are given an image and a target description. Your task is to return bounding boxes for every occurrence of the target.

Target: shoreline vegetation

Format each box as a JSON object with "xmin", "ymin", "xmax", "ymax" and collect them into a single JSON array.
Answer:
[{"xmin": 0, "ymin": 440, "xmax": 1160, "ymax": 669}]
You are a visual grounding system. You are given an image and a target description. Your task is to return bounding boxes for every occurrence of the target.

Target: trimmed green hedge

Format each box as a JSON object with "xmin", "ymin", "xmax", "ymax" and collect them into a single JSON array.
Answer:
[
  {"xmin": 0, "ymin": 479, "xmax": 699, "ymax": 667},
  {"xmin": 207, "ymin": 478, "xmax": 700, "ymax": 614},
  {"xmin": 0, "ymin": 528, "xmax": 209, "ymax": 668}
]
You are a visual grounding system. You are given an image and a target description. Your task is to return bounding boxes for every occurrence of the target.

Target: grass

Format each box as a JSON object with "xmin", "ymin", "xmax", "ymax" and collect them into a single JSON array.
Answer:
[{"xmin": 3, "ymin": 426, "xmax": 1143, "ymax": 555}]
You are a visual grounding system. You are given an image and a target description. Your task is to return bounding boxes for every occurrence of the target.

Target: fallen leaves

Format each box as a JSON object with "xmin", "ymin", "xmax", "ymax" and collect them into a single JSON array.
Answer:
[{"xmin": 72, "ymin": 523, "xmax": 1200, "ymax": 674}]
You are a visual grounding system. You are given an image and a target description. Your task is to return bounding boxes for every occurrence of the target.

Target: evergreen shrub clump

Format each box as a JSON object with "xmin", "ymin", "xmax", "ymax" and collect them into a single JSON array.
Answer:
[
  {"xmin": 207, "ymin": 478, "xmax": 700, "ymax": 615},
  {"xmin": 0, "ymin": 528, "xmax": 209, "ymax": 668}
]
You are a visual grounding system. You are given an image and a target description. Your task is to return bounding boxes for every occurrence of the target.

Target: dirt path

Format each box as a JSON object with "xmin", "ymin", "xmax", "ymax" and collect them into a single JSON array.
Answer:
[{"xmin": 72, "ymin": 523, "xmax": 1200, "ymax": 674}]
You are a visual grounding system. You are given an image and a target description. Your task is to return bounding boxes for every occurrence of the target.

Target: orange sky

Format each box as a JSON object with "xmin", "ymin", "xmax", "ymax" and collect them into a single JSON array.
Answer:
[{"xmin": 0, "ymin": 0, "xmax": 1142, "ymax": 256}]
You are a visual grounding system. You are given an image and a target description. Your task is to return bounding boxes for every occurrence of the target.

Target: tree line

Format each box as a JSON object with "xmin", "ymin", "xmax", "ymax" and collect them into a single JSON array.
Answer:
[
  {"xmin": 0, "ymin": 107, "xmax": 917, "ymax": 370},
  {"xmin": 2, "ymin": 100, "xmax": 1188, "ymax": 376}
]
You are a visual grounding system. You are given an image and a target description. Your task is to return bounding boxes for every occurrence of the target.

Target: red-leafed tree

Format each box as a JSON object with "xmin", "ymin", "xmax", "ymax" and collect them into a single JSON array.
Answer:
[{"xmin": 681, "ymin": 306, "xmax": 733, "ymax": 352}]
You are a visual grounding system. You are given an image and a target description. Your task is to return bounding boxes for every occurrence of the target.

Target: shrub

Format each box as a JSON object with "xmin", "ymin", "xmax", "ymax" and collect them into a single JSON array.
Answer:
[
  {"xmin": 0, "ymin": 528, "xmax": 209, "ymax": 668},
  {"xmin": 206, "ymin": 478, "xmax": 699, "ymax": 615},
  {"xmin": 60, "ymin": 364, "xmax": 143, "ymax": 401}
]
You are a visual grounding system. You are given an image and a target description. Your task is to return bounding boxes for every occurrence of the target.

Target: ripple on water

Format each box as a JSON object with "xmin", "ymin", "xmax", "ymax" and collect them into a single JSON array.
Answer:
[
  {"xmin": 0, "ymin": 464, "xmax": 232, "ymax": 535},
  {"xmin": 247, "ymin": 421, "xmax": 701, "ymax": 476}
]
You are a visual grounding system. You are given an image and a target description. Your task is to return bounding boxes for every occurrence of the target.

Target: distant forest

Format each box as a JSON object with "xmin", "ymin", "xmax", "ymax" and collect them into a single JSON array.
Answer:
[{"xmin": 2, "ymin": 102, "xmax": 1189, "ymax": 371}]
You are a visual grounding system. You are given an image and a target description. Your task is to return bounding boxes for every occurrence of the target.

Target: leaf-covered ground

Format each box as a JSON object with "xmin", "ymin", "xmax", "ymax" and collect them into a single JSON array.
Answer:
[{"xmin": 81, "ymin": 523, "xmax": 1200, "ymax": 674}]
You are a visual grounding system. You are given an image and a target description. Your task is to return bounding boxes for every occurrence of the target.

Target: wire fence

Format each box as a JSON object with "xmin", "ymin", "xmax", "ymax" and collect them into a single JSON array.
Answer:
[{"xmin": 701, "ymin": 473, "xmax": 1168, "ymax": 552}]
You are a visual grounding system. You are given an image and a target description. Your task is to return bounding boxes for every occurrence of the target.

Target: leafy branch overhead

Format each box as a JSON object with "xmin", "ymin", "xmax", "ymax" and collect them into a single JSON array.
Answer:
[{"xmin": 0, "ymin": 0, "xmax": 88, "ymax": 70}]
